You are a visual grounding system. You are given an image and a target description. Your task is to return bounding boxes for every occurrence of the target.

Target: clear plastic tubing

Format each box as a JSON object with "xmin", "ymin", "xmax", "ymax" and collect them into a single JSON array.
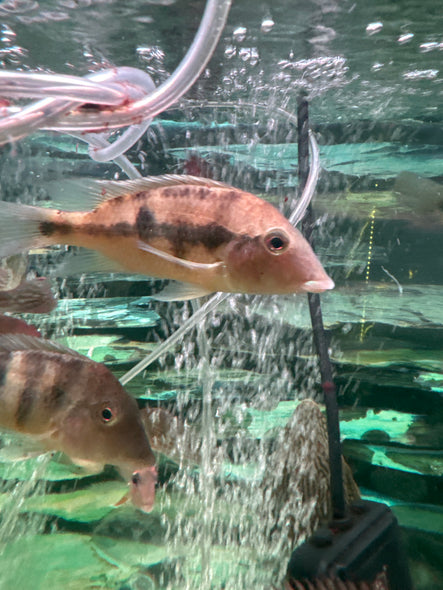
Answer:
[
  {"xmin": 41, "ymin": 0, "xmax": 233, "ymax": 132},
  {"xmin": 0, "ymin": 0, "xmax": 232, "ymax": 143},
  {"xmin": 0, "ymin": 71, "xmax": 127, "ymax": 104},
  {"xmin": 289, "ymin": 131, "xmax": 320, "ymax": 226},
  {"xmin": 0, "ymin": 67, "xmax": 146, "ymax": 146}
]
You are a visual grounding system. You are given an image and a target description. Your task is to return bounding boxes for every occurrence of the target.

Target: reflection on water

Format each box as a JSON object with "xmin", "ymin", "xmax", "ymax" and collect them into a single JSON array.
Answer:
[{"xmin": 0, "ymin": 0, "xmax": 442, "ymax": 588}]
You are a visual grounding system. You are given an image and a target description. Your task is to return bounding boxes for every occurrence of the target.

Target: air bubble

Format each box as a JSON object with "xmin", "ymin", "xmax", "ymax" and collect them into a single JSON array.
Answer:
[
  {"xmin": 366, "ymin": 22, "xmax": 383, "ymax": 35},
  {"xmin": 419, "ymin": 42, "xmax": 441, "ymax": 53},
  {"xmin": 261, "ymin": 18, "xmax": 274, "ymax": 33},
  {"xmin": 233, "ymin": 26, "xmax": 247, "ymax": 42},
  {"xmin": 397, "ymin": 33, "xmax": 414, "ymax": 44},
  {"xmin": 224, "ymin": 45, "xmax": 237, "ymax": 59}
]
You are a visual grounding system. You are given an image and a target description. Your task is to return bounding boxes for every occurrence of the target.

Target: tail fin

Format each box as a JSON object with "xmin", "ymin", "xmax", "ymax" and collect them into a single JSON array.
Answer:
[{"xmin": 0, "ymin": 202, "xmax": 53, "ymax": 257}]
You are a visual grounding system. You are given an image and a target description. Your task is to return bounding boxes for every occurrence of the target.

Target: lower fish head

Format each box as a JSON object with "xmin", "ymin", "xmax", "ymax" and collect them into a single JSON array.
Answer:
[{"xmin": 224, "ymin": 224, "xmax": 334, "ymax": 295}]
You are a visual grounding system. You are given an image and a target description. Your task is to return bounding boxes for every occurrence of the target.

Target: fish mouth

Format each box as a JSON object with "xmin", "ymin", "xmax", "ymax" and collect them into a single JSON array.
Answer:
[{"xmin": 301, "ymin": 277, "xmax": 335, "ymax": 293}]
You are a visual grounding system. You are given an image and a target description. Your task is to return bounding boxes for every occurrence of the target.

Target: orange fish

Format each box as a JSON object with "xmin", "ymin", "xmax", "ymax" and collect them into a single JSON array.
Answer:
[
  {"xmin": 0, "ymin": 334, "xmax": 157, "ymax": 511},
  {"xmin": 0, "ymin": 175, "xmax": 333, "ymax": 300}
]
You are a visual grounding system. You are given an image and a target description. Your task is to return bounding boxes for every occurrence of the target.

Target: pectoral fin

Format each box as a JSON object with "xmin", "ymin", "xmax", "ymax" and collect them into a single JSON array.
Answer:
[
  {"xmin": 152, "ymin": 281, "xmax": 214, "ymax": 301},
  {"xmin": 137, "ymin": 240, "xmax": 223, "ymax": 272}
]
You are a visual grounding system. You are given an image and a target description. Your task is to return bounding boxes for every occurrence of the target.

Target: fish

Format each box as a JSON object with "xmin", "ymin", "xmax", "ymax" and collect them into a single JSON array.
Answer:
[
  {"xmin": 261, "ymin": 399, "xmax": 360, "ymax": 543},
  {"xmin": 394, "ymin": 171, "xmax": 443, "ymax": 223},
  {"xmin": 0, "ymin": 175, "xmax": 334, "ymax": 300},
  {"xmin": 0, "ymin": 334, "xmax": 157, "ymax": 511},
  {"xmin": 0, "ymin": 277, "xmax": 57, "ymax": 314},
  {"xmin": 0, "ymin": 314, "xmax": 42, "ymax": 337}
]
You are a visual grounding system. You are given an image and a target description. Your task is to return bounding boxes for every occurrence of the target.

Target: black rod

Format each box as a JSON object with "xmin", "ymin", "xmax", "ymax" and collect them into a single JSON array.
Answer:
[{"xmin": 297, "ymin": 97, "xmax": 346, "ymax": 519}]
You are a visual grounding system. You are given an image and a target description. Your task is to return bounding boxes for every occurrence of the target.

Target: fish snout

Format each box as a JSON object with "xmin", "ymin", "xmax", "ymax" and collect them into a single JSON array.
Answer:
[{"xmin": 300, "ymin": 275, "xmax": 335, "ymax": 293}]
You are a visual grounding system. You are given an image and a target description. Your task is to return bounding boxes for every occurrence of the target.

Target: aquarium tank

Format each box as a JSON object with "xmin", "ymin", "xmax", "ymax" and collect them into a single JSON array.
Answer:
[{"xmin": 0, "ymin": 0, "xmax": 441, "ymax": 588}]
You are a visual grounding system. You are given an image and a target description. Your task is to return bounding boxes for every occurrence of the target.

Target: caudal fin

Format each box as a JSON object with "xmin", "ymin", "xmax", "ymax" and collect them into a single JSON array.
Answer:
[{"xmin": 0, "ymin": 201, "xmax": 53, "ymax": 257}]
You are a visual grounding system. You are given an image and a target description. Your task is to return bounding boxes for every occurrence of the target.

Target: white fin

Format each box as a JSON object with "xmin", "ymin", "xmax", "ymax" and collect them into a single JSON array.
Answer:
[
  {"xmin": 44, "ymin": 178, "xmax": 100, "ymax": 212},
  {"xmin": 43, "ymin": 174, "xmax": 232, "ymax": 213},
  {"xmin": 137, "ymin": 240, "xmax": 224, "ymax": 272},
  {"xmin": 52, "ymin": 248, "xmax": 126, "ymax": 277},
  {"xmin": 88, "ymin": 174, "xmax": 232, "ymax": 205},
  {"xmin": 0, "ymin": 334, "xmax": 85, "ymax": 358},
  {"xmin": 0, "ymin": 201, "xmax": 54, "ymax": 258},
  {"xmin": 152, "ymin": 281, "xmax": 213, "ymax": 301}
]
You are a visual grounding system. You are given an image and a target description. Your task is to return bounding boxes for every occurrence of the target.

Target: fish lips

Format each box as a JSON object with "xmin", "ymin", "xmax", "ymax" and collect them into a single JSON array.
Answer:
[{"xmin": 300, "ymin": 276, "xmax": 335, "ymax": 293}]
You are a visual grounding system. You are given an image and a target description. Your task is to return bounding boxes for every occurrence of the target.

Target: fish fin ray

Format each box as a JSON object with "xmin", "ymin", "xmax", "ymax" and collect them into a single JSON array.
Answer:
[
  {"xmin": 114, "ymin": 493, "xmax": 130, "ymax": 507},
  {"xmin": 153, "ymin": 281, "xmax": 213, "ymax": 301},
  {"xmin": 46, "ymin": 175, "xmax": 231, "ymax": 209},
  {"xmin": 44, "ymin": 178, "xmax": 99, "ymax": 211},
  {"xmin": 0, "ymin": 202, "xmax": 54, "ymax": 257},
  {"xmin": 0, "ymin": 334, "xmax": 85, "ymax": 358},
  {"xmin": 52, "ymin": 249, "xmax": 127, "ymax": 277},
  {"xmin": 88, "ymin": 174, "xmax": 231, "ymax": 204},
  {"xmin": 137, "ymin": 240, "xmax": 223, "ymax": 272}
]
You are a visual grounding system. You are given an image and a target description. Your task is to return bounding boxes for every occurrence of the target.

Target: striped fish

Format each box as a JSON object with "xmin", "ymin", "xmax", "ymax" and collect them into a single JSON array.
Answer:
[
  {"xmin": 0, "ymin": 175, "xmax": 334, "ymax": 300},
  {"xmin": 0, "ymin": 334, "xmax": 157, "ymax": 511}
]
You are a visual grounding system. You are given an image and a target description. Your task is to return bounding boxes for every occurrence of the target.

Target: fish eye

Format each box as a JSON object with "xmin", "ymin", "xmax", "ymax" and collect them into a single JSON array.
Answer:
[
  {"xmin": 264, "ymin": 230, "xmax": 290, "ymax": 255},
  {"xmin": 101, "ymin": 407, "xmax": 114, "ymax": 422},
  {"xmin": 132, "ymin": 472, "xmax": 141, "ymax": 485}
]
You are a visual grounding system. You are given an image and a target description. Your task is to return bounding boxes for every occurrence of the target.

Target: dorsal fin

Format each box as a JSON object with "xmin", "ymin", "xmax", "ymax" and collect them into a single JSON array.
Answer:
[
  {"xmin": 46, "ymin": 174, "xmax": 232, "ymax": 211},
  {"xmin": 90, "ymin": 174, "xmax": 232, "ymax": 205},
  {"xmin": 0, "ymin": 334, "xmax": 85, "ymax": 358}
]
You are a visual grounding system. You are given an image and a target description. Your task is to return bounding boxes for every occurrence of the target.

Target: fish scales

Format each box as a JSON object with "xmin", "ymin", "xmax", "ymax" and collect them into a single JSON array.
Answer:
[
  {"xmin": 40, "ymin": 186, "xmax": 258, "ymax": 253},
  {"xmin": 0, "ymin": 350, "xmax": 87, "ymax": 433}
]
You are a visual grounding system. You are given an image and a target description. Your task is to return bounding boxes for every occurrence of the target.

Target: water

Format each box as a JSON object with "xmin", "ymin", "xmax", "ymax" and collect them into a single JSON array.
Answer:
[{"xmin": 0, "ymin": 0, "xmax": 442, "ymax": 588}]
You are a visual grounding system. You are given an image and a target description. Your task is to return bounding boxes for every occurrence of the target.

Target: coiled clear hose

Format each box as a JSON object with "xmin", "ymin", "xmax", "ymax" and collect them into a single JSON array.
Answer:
[{"xmin": 0, "ymin": 0, "xmax": 232, "ymax": 144}]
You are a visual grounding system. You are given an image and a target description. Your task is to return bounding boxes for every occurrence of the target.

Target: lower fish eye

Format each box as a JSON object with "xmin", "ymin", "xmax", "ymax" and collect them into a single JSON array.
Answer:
[
  {"xmin": 101, "ymin": 407, "xmax": 114, "ymax": 422},
  {"xmin": 264, "ymin": 230, "xmax": 289, "ymax": 254}
]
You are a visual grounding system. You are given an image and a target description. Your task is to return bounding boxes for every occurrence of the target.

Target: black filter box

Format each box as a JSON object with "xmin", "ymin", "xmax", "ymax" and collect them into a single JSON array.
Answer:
[{"xmin": 286, "ymin": 500, "xmax": 413, "ymax": 590}]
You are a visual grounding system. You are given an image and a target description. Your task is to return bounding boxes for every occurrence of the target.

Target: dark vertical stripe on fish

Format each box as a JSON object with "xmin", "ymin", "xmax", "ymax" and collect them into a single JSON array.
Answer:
[
  {"xmin": 135, "ymin": 206, "xmax": 237, "ymax": 257},
  {"xmin": 15, "ymin": 386, "xmax": 35, "ymax": 426},
  {"xmin": 45, "ymin": 385, "xmax": 67, "ymax": 409},
  {"xmin": 39, "ymin": 221, "xmax": 72, "ymax": 236},
  {"xmin": 135, "ymin": 207, "xmax": 156, "ymax": 239}
]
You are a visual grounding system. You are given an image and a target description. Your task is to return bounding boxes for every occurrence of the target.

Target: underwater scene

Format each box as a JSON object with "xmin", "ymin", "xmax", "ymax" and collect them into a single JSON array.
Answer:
[{"xmin": 0, "ymin": 0, "xmax": 442, "ymax": 588}]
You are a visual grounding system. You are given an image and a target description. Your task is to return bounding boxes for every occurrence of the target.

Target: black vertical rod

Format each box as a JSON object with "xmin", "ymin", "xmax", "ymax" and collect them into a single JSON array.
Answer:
[{"xmin": 297, "ymin": 97, "xmax": 346, "ymax": 519}]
